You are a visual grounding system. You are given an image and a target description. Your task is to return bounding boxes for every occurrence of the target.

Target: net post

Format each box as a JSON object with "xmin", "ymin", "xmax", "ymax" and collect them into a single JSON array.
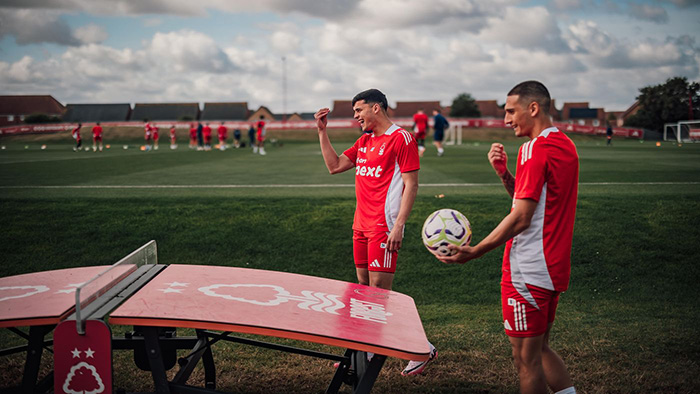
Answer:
[{"xmin": 75, "ymin": 240, "xmax": 157, "ymax": 335}]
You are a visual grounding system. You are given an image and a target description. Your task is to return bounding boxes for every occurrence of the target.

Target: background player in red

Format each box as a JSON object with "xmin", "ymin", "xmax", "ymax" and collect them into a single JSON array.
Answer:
[
  {"xmin": 255, "ymin": 115, "xmax": 266, "ymax": 155},
  {"xmin": 91, "ymin": 122, "xmax": 103, "ymax": 152},
  {"xmin": 412, "ymin": 108, "xmax": 428, "ymax": 157},
  {"xmin": 203, "ymin": 122, "xmax": 212, "ymax": 151},
  {"xmin": 153, "ymin": 125, "xmax": 160, "ymax": 150},
  {"xmin": 143, "ymin": 119, "xmax": 153, "ymax": 151},
  {"xmin": 189, "ymin": 123, "xmax": 197, "ymax": 149},
  {"xmin": 169, "ymin": 125, "xmax": 177, "ymax": 150},
  {"xmin": 71, "ymin": 123, "xmax": 82, "ymax": 152},
  {"xmin": 314, "ymin": 88, "xmax": 436, "ymax": 376},
  {"xmin": 217, "ymin": 122, "xmax": 228, "ymax": 151},
  {"xmin": 439, "ymin": 81, "xmax": 578, "ymax": 394}
]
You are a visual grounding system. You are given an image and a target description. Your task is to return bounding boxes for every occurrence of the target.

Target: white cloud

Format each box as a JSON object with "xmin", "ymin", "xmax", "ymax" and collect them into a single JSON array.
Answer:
[
  {"xmin": 479, "ymin": 6, "xmax": 571, "ymax": 53},
  {"xmin": 270, "ymin": 31, "xmax": 301, "ymax": 53},
  {"xmin": 147, "ymin": 30, "xmax": 235, "ymax": 73},
  {"xmin": 73, "ymin": 24, "xmax": 108, "ymax": 44}
]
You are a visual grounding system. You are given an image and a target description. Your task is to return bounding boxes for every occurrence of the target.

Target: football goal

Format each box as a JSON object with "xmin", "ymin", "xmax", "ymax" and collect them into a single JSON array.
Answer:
[{"xmin": 663, "ymin": 120, "xmax": 700, "ymax": 143}]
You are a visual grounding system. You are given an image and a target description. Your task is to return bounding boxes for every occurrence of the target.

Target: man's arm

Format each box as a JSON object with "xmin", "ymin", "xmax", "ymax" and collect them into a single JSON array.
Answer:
[
  {"xmin": 386, "ymin": 170, "xmax": 419, "ymax": 252},
  {"xmin": 315, "ymin": 108, "xmax": 354, "ymax": 174},
  {"xmin": 488, "ymin": 142, "xmax": 515, "ymax": 198},
  {"xmin": 438, "ymin": 198, "xmax": 537, "ymax": 264}
]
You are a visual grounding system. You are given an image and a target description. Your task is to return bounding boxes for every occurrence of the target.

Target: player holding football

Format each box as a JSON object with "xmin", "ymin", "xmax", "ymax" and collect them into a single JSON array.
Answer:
[
  {"xmin": 91, "ymin": 122, "xmax": 103, "ymax": 152},
  {"xmin": 314, "ymin": 88, "xmax": 437, "ymax": 376},
  {"xmin": 439, "ymin": 81, "xmax": 578, "ymax": 394},
  {"xmin": 412, "ymin": 108, "xmax": 428, "ymax": 157}
]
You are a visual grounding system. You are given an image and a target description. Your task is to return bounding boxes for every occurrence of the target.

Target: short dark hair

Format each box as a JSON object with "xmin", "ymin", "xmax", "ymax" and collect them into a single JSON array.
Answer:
[
  {"xmin": 352, "ymin": 89, "xmax": 388, "ymax": 111},
  {"xmin": 508, "ymin": 80, "xmax": 551, "ymax": 115}
]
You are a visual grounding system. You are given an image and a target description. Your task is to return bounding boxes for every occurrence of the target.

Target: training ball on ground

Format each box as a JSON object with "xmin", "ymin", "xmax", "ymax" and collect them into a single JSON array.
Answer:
[{"xmin": 422, "ymin": 208, "xmax": 472, "ymax": 257}]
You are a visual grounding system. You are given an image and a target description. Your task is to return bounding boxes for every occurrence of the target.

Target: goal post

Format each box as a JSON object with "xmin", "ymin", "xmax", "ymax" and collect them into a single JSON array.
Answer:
[
  {"xmin": 444, "ymin": 124, "xmax": 463, "ymax": 145},
  {"xmin": 664, "ymin": 120, "xmax": 700, "ymax": 143}
]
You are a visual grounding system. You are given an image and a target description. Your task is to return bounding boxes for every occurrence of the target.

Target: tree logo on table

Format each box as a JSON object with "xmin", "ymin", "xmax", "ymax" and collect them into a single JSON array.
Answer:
[{"xmin": 61, "ymin": 348, "xmax": 105, "ymax": 394}]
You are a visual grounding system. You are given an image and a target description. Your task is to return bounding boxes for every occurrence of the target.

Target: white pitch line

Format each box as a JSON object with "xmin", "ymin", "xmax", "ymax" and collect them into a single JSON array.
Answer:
[{"xmin": 1, "ymin": 182, "xmax": 699, "ymax": 189}]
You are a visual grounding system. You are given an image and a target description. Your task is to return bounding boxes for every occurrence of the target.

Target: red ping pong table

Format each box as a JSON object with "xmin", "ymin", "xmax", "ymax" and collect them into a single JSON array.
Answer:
[{"xmin": 0, "ymin": 241, "xmax": 430, "ymax": 394}]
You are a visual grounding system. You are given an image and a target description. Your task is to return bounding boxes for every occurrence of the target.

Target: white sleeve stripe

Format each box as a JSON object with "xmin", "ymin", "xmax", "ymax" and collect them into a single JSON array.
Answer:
[
  {"xmin": 398, "ymin": 130, "xmax": 411, "ymax": 145},
  {"xmin": 528, "ymin": 137, "xmax": 537, "ymax": 160}
]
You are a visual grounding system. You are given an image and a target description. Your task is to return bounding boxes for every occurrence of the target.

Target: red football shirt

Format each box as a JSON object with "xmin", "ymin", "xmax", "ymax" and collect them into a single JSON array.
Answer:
[
  {"xmin": 91, "ymin": 125, "xmax": 102, "ymax": 137},
  {"xmin": 412, "ymin": 113, "xmax": 429, "ymax": 133},
  {"xmin": 217, "ymin": 125, "xmax": 227, "ymax": 139},
  {"xmin": 502, "ymin": 127, "xmax": 579, "ymax": 293},
  {"xmin": 202, "ymin": 125, "xmax": 212, "ymax": 137},
  {"xmin": 343, "ymin": 125, "xmax": 420, "ymax": 232}
]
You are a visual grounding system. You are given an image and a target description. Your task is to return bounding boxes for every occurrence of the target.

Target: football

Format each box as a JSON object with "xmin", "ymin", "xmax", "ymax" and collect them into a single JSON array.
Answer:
[{"xmin": 421, "ymin": 208, "xmax": 472, "ymax": 257}]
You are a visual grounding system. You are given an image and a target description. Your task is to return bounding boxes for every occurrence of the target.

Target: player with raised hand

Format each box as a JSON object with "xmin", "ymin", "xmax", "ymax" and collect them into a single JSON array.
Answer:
[
  {"xmin": 314, "ymin": 88, "xmax": 437, "ymax": 376},
  {"xmin": 439, "ymin": 81, "xmax": 578, "ymax": 394}
]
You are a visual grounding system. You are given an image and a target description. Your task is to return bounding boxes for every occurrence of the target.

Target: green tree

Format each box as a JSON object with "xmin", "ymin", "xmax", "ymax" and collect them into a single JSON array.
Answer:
[
  {"xmin": 625, "ymin": 76, "xmax": 700, "ymax": 132},
  {"xmin": 449, "ymin": 93, "xmax": 481, "ymax": 117},
  {"xmin": 24, "ymin": 113, "xmax": 61, "ymax": 124}
]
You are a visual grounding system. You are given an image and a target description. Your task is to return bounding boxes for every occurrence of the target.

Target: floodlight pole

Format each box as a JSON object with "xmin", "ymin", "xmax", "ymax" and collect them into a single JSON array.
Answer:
[{"xmin": 282, "ymin": 56, "xmax": 287, "ymax": 125}]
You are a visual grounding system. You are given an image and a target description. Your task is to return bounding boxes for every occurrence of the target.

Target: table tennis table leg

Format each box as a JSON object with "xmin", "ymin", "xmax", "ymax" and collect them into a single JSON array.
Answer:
[
  {"xmin": 143, "ymin": 326, "xmax": 171, "ymax": 394},
  {"xmin": 172, "ymin": 330, "xmax": 216, "ymax": 390},
  {"xmin": 325, "ymin": 349, "xmax": 353, "ymax": 394},
  {"xmin": 21, "ymin": 325, "xmax": 54, "ymax": 394},
  {"xmin": 353, "ymin": 354, "xmax": 386, "ymax": 394}
]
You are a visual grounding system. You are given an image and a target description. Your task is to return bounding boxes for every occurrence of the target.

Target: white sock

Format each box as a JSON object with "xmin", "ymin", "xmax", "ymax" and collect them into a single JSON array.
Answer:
[{"xmin": 555, "ymin": 387, "xmax": 576, "ymax": 394}]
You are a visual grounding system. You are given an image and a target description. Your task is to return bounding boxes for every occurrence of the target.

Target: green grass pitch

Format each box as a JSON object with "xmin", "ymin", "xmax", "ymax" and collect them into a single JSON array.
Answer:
[{"xmin": 1, "ymin": 132, "xmax": 699, "ymax": 393}]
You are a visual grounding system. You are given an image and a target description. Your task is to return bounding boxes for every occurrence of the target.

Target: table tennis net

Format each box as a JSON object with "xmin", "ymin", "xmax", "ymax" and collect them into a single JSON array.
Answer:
[{"xmin": 74, "ymin": 240, "xmax": 157, "ymax": 333}]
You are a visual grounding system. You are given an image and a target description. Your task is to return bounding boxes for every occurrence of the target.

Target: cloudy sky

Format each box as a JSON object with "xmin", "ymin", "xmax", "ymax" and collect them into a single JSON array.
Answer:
[{"xmin": 1, "ymin": 0, "xmax": 699, "ymax": 114}]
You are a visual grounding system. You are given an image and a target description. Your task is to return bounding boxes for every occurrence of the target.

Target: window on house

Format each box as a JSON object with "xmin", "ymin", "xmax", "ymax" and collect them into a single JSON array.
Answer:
[
  {"xmin": 593, "ymin": 119, "xmax": 600, "ymax": 127},
  {"xmin": 578, "ymin": 119, "xmax": 585, "ymax": 126},
  {"xmin": 8, "ymin": 115, "xmax": 14, "ymax": 122}
]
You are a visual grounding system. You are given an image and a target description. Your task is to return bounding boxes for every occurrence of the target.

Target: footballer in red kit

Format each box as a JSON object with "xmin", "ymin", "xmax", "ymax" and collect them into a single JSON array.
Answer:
[
  {"xmin": 91, "ymin": 122, "xmax": 103, "ymax": 152},
  {"xmin": 143, "ymin": 120, "xmax": 153, "ymax": 151},
  {"xmin": 255, "ymin": 116, "xmax": 266, "ymax": 155},
  {"xmin": 153, "ymin": 126, "xmax": 160, "ymax": 150},
  {"xmin": 439, "ymin": 81, "xmax": 578, "ymax": 394},
  {"xmin": 169, "ymin": 125, "xmax": 177, "ymax": 149},
  {"xmin": 412, "ymin": 109, "xmax": 429, "ymax": 156},
  {"xmin": 189, "ymin": 123, "xmax": 197, "ymax": 149},
  {"xmin": 203, "ymin": 123, "xmax": 212, "ymax": 150},
  {"xmin": 217, "ymin": 122, "xmax": 228, "ymax": 151},
  {"xmin": 315, "ymin": 89, "xmax": 436, "ymax": 376},
  {"xmin": 72, "ymin": 123, "xmax": 82, "ymax": 151}
]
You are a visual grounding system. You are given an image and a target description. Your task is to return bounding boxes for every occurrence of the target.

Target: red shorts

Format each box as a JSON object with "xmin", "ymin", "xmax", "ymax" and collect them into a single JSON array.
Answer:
[
  {"xmin": 501, "ymin": 281, "xmax": 559, "ymax": 338},
  {"xmin": 414, "ymin": 131, "xmax": 426, "ymax": 140},
  {"xmin": 93, "ymin": 135, "xmax": 102, "ymax": 142},
  {"xmin": 204, "ymin": 134, "xmax": 212, "ymax": 143},
  {"xmin": 153, "ymin": 131, "xmax": 159, "ymax": 140},
  {"xmin": 352, "ymin": 230, "xmax": 397, "ymax": 273},
  {"xmin": 144, "ymin": 133, "xmax": 151, "ymax": 141}
]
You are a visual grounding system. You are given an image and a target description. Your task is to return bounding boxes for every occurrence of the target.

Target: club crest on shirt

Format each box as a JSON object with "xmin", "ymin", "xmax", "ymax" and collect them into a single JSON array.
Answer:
[{"xmin": 379, "ymin": 143, "xmax": 386, "ymax": 156}]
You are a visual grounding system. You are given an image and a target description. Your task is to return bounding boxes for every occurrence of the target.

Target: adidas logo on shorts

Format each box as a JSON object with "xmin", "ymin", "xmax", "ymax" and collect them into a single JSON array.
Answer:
[{"xmin": 369, "ymin": 259, "xmax": 381, "ymax": 268}]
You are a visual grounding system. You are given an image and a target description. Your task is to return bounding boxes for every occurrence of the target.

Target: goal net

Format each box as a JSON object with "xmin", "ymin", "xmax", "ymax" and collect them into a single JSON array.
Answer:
[{"xmin": 663, "ymin": 120, "xmax": 700, "ymax": 143}]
